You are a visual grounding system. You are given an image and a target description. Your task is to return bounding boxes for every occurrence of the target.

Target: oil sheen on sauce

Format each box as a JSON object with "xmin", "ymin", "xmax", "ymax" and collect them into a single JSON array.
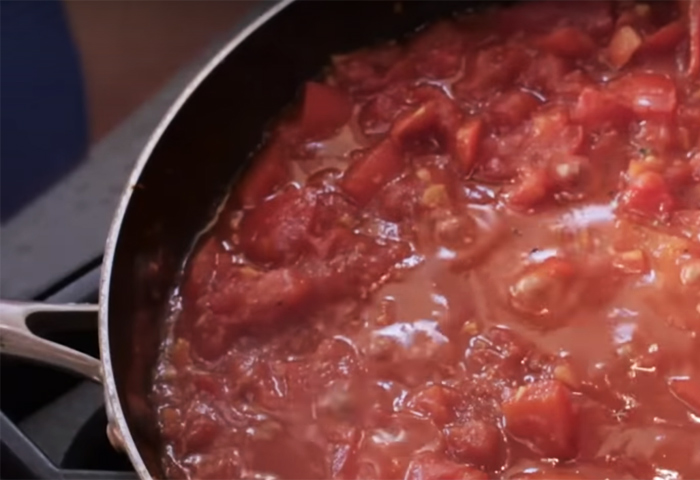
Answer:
[{"xmin": 153, "ymin": 2, "xmax": 700, "ymax": 479}]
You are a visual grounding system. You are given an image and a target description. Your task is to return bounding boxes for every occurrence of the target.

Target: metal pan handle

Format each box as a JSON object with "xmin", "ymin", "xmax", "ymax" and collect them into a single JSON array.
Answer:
[{"xmin": 0, "ymin": 300, "xmax": 102, "ymax": 382}]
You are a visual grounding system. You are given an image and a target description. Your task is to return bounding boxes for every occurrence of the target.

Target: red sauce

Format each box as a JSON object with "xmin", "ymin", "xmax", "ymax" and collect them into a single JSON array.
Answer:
[{"xmin": 153, "ymin": 2, "xmax": 700, "ymax": 478}]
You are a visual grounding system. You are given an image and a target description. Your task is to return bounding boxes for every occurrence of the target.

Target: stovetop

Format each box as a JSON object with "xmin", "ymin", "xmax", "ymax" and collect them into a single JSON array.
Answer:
[{"xmin": 0, "ymin": 264, "xmax": 137, "ymax": 480}]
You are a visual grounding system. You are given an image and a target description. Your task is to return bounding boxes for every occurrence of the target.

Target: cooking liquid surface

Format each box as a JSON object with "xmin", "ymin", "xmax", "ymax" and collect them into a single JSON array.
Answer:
[{"xmin": 153, "ymin": 2, "xmax": 700, "ymax": 478}]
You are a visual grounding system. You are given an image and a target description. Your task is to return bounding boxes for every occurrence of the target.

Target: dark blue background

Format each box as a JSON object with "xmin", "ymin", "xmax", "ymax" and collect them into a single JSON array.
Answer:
[{"xmin": 1, "ymin": 0, "xmax": 88, "ymax": 222}]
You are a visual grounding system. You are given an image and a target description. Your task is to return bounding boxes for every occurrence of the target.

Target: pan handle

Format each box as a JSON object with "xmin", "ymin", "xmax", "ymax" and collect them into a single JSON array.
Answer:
[{"xmin": 0, "ymin": 300, "xmax": 102, "ymax": 383}]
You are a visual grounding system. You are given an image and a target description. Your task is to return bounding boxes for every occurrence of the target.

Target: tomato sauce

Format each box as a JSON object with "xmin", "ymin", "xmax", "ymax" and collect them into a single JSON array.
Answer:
[{"xmin": 153, "ymin": 2, "xmax": 700, "ymax": 478}]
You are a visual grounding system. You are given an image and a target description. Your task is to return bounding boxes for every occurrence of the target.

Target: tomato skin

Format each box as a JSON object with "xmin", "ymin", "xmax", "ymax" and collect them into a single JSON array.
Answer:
[
  {"xmin": 610, "ymin": 73, "xmax": 678, "ymax": 119},
  {"xmin": 640, "ymin": 20, "xmax": 686, "ymax": 54},
  {"xmin": 688, "ymin": 0, "xmax": 700, "ymax": 77},
  {"xmin": 299, "ymin": 82, "xmax": 353, "ymax": 139},
  {"xmin": 669, "ymin": 377, "xmax": 700, "ymax": 413},
  {"xmin": 443, "ymin": 420, "xmax": 503, "ymax": 469},
  {"xmin": 340, "ymin": 139, "xmax": 405, "ymax": 206},
  {"xmin": 238, "ymin": 140, "xmax": 290, "ymax": 207},
  {"xmin": 619, "ymin": 171, "xmax": 675, "ymax": 220},
  {"xmin": 502, "ymin": 380, "xmax": 578, "ymax": 460},
  {"xmin": 535, "ymin": 27, "xmax": 595, "ymax": 58}
]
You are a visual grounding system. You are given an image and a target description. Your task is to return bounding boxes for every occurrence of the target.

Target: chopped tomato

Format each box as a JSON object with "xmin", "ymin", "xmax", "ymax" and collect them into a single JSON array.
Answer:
[
  {"xmin": 523, "ymin": 54, "xmax": 574, "ymax": 93},
  {"xmin": 636, "ymin": 121, "xmax": 681, "ymax": 153},
  {"xmin": 502, "ymin": 380, "xmax": 578, "ymax": 459},
  {"xmin": 391, "ymin": 103, "xmax": 441, "ymax": 145},
  {"xmin": 530, "ymin": 109, "xmax": 584, "ymax": 155},
  {"xmin": 505, "ymin": 168, "xmax": 551, "ymax": 209},
  {"xmin": 571, "ymin": 87, "xmax": 632, "ymax": 128},
  {"xmin": 497, "ymin": 1, "xmax": 613, "ymax": 36},
  {"xmin": 687, "ymin": 0, "xmax": 700, "ymax": 77},
  {"xmin": 207, "ymin": 268, "xmax": 313, "ymax": 323},
  {"xmin": 610, "ymin": 72, "xmax": 677, "ymax": 119},
  {"xmin": 404, "ymin": 453, "xmax": 488, "ymax": 480},
  {"xmin": 409, "ymin": 21, "xmax": 465, "ymax": 79},
  {"xmin": 238, "ymin": 140, "xmax": 290, "ymax": 207},
  {"xmin": 443, "ymin": 421, "xmax": 503, "ymax": 469},
  {"xmin": 640, "ymin": 20, "xmax": 686, "ymax": 54},
  {"xmin": 391, "ymin": 90, "xmax": 463, "ymax": 154},
  {"xmin": 535, "ymin": 27, "xmax": 595, "ymax": 58},
  {"xmin": 454, "ymin": 45, "xmax": 529, "ymax": 99},
  {"xmin": 618, "ymin": 171, "xmax": 675, "ymax": 220},
  {"xmin": 406, "ymin": 384, "xmax": 458, "ymax": 425},
  {"xmin": 340, "ymin": 139, "xmax": 404, "ymax": 206},
  {"xmin": 669, "ymin": 377, "xmax": 700, "ymax": 413},
  {"xmin": 358, "ymin": 86, "xmax": 409, "ymax": 137},
  {"xmin": 238, "ymin": 187, "xmax": 316, "ymax": 265},
  {"xmin": 670, "ymin": 210, "xmax": 700, "ymax": 242},
  {"xmin": 489, "ymin": 90, "xmax": 541, "ymax": 125},
  {"xmin": 607, "ymin": 25, "xmax": 643, "ymax": 68},
  {"xmin": 453, "ymin": 118, "xmax": 483, "ymax": 174},
  {"xmin": 299, "ymin": 82, "xmax": 353, "ymax": 139},
  {"xmin": 331, "ymin": 44, "xmax": 404, "ymax": 93}
]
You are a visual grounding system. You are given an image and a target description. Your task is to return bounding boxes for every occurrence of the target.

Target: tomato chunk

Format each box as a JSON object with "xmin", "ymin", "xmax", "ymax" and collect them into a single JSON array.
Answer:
[
  {"xmin": 443, "ymin": 420, "xmax": 503, "ymax": 469},
  {"xmin": 406, "ymin": 384, "xmax": 458, "ymax": 425},
  {"xmin": 502, "ymin": 380, "xmax": 578, "ymax": 459},
  {"xmin": 490, "ymin": 90, "xmax": 541, "ymax": 126},
  {"xmin": 640, "ymin": 20, "xmax": 686, "ymax": 54},
  {"xmin": 207, "ymin": 268, "xmax": 312, "ymax": 321},
  {"xmin": 409, "ymin": 21, "xmax": 465, "ymax": 79},
  {"xmin": 299, "ymin": 82, "xmax": 353, "ymax": 139},
  {"xmin": 404, "ymin": 453, "xmax": 487, "ymax": 480},
  {"xmin": 454, "ymin": 45, "xmax": 529, "ymax": 99},
  {"xmin": 238, "ymin": 187, "xmax": 316, "ymax": 265},
  {"xmin": 610, "ymin": 73, "xmax": 677, "ymax": 119},
  {"xmin": 340, "ymin": 139, "xmax": 404, "ymax": 206},
  {"xmin": 571, "ymin": 87, "xmax": 632, "ymax": 128},
  {"xmin": 618, "ymin": 171, "xmax": 675, "ymax": 220},
  {"xmin": 688, "ymin": 0, "xmax": 700, "ymax": 77},
  {"xmin": 535, "ymin": 27, "xmax": 595, "ymax": 58}
]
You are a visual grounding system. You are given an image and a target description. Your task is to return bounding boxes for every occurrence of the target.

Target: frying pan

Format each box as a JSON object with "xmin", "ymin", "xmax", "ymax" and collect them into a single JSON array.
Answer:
[{"xmin": 0, "ymin": 0, "xmax": 491, "ymax": 477}]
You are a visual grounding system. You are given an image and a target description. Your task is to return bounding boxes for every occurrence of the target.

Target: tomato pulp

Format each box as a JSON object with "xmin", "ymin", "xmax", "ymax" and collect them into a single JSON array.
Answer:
[{"xmin": 153, "ymin": 2, "xmax": 700, "ymax": 479}]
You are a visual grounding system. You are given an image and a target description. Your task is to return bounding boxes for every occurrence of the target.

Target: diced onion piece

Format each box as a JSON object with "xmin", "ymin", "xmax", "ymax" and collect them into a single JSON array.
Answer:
[
  {"xmin": 607, "ymin": 26, "xmax": 643, "ymax": 68},
  {"xmin": 453, "ymin": 118, "xmax": 484, "ymax": 174},
  {"xmin": 680, "ymin": 259, "xmax": 700, "ymax": 286}
]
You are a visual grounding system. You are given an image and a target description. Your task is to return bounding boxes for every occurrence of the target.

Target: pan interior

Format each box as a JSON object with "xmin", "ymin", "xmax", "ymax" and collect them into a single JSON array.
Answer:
[{"xmin": 105, "ymin": 1, "xmax": 494, "ymax": 476}]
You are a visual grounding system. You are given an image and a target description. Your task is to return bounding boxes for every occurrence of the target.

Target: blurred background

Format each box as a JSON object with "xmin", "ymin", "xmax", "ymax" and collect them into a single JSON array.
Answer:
[{"xmin": 1, "ymin": 0, "xmax": 264, "ymax": 298}]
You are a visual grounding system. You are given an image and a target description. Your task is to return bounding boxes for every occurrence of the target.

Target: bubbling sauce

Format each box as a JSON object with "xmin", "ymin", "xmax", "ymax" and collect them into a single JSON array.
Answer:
[{"xmin": 153, "ymin": 2, "xmax": 700, "ymax": 479}]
